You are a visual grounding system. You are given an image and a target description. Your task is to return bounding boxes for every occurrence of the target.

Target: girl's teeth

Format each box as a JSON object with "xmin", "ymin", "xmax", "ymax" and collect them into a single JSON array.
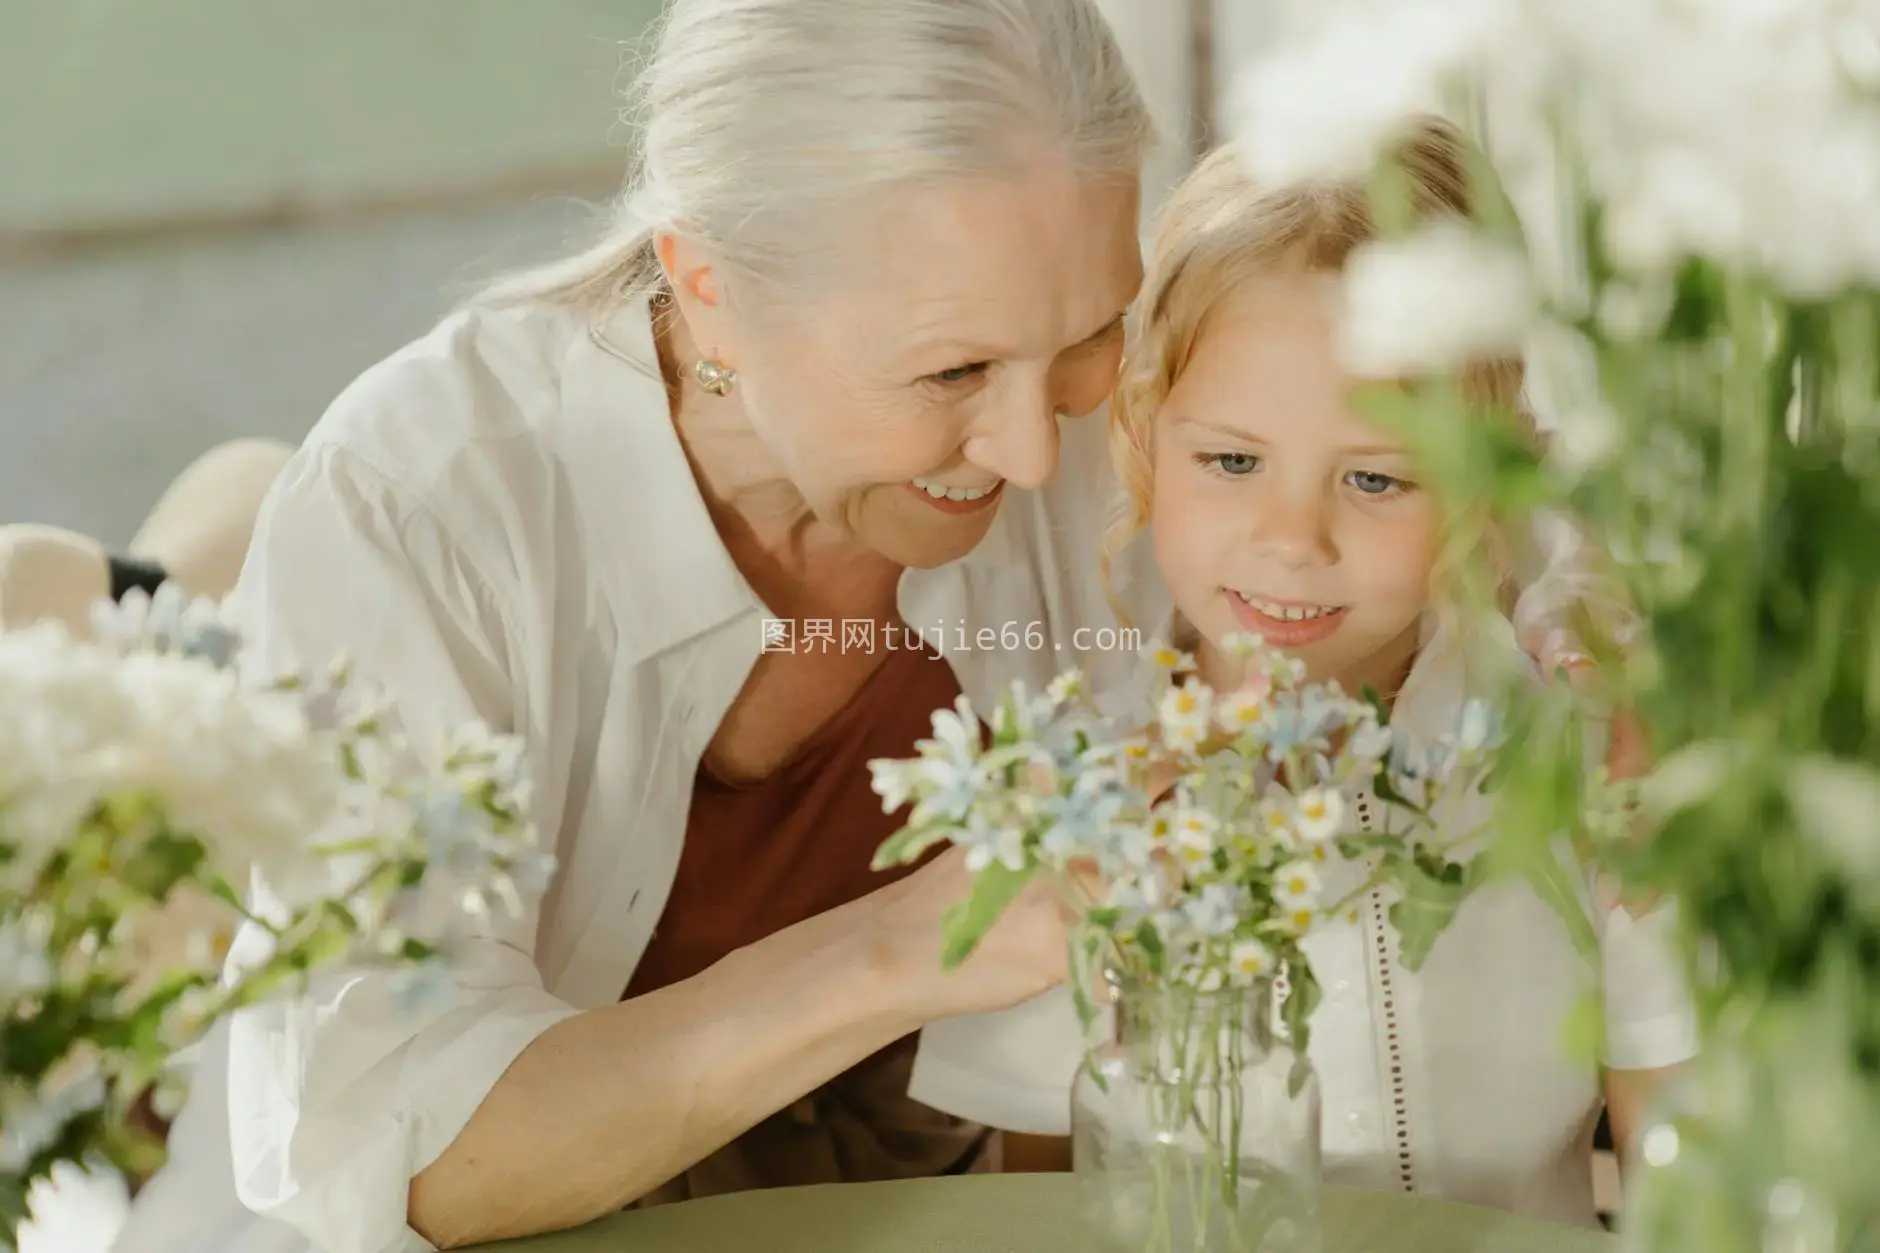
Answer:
[
  {"xmin": 1246, "ymin": 597, "xmax": 1337, "ymax": 622},
  {"xmin": 913, "ymin": 478, "xmax": 999, "ymax": 502}
]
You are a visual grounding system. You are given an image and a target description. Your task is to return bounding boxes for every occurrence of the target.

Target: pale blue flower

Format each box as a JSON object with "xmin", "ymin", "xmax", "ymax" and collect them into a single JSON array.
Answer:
[
  {"xmin": 1181, "ymin": 882, "xmax": 1246, "ymax": 937},
  {"xmin": 1456, "ymin": 699, "xmax": 1501, "ymax": 754},
  {"xmin": 1038, "ymin": 773, "xmax": 1128, "ymax": 861},
  {"xmin": 1349, "ymin": 717, "xmax": 1393, "ymax": 762},
  {"xmin": 389, "ymin": 963, "xmax": 462, "ymax": 1016},
  {"xmin": 1260, "ymin": 708, "xmax": 1306, "ymax": 759}
]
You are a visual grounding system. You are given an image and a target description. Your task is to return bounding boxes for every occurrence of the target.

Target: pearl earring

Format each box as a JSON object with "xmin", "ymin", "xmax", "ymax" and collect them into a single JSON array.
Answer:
[{"xmin": 695, "ymin": 358, "xmax": 738, "ymax": 396}]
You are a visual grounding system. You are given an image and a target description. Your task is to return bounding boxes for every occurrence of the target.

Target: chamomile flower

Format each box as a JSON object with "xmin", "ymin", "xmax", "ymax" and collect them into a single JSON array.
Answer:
[
  {"xmin": 1216, "ymin": 687, "xmax": 1269, "ymax": 734},
  {"xmin": 1274, "ymin": 860, "xmax": 1324, "ymax": 912},
  {"xmin": 1294, "ymin": 788, "xmax": 1346, "ymax": 846},
  {"xmin": 1230, "ymin": 938, "xmax": 1277, "ymax": 981},
  {"xmin": 1169, "ymin": 805, "xmax": 1221, "ymax": 867},
  {"xmin": 1158, "ymin": 677, "xmax": 1214, "ymax": 752},
  {"xmin": 1142, "ymin": 639, "xmax": 1197, "ymax": 673}
]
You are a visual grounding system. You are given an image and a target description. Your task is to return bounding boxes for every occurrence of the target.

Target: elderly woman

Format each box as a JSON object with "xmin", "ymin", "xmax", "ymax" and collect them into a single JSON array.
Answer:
[{"xmin": 121, "ymin": 4, "xmax": 1161, "ymax": 1252}]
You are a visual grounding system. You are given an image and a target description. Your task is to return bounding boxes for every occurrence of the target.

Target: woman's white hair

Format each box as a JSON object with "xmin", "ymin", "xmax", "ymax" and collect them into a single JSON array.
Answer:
[{"xmin": 475, "ymin": 0, "xmax": 1155, "ymax": 312}]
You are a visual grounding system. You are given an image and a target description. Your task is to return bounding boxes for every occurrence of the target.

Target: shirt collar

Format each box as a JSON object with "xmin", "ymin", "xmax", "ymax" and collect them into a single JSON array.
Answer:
[{"xmin": 554, "ymin": 293, "xmax": 766, "ymax": 665}]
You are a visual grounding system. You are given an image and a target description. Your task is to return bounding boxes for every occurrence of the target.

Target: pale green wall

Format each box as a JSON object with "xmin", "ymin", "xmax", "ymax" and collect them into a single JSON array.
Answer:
[{"xmin": 0, "ymin": 0, "xmax": 664, "ymax": 231}]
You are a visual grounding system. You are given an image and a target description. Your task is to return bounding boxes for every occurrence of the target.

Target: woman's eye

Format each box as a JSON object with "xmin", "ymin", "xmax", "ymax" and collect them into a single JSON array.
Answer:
[
  {"xmin": 1348, "ymin": 469, "xmax": 1411, "ymax": 496},
  {"xmin": 1194, "ymin": 452, "xmax": 1260, "ymax": 477},
  {"xmin": 928, "ymin": 362, "xmax": 988, "ymax": 385}
]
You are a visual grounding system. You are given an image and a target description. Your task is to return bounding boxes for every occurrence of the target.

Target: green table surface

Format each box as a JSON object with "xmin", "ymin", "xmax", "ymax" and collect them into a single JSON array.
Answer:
[{"xmin": 473, "ymin": 1174, "xmax": 1616, "ymax": 1252}]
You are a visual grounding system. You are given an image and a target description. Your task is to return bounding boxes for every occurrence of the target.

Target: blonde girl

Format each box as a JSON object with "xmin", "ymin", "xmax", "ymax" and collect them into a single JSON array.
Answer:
[{"xmin": 908, "ymin": 116, "xmax": 1695, "ymax": 1230}]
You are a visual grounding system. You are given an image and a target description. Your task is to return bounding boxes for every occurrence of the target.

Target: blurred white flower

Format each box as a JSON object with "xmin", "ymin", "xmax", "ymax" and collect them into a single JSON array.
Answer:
[
  {"xmin": 0, "ymin": 916, "xmax": 52, "ymax": 1003},
  {"xmin": 1788, "ymin": 757, "xmax": 1880, "ymax": 889},
  {"xmin": 1230, "ymin": 0, "xmax": 1504, "ymax": 186},
  {"xmin": 1338, "ymin": 221, "xmax": 1538, "ymax": 378}
]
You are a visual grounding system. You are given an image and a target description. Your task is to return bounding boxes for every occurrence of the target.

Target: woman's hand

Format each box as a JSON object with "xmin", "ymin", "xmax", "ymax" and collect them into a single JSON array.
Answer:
[{"xmin": 874, "ymin": 845, "xmax": 1097, "ymax": 1022}]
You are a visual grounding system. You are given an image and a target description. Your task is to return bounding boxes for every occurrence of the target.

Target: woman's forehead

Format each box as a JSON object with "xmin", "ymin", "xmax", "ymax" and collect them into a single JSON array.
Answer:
[{"xmin": 829, "ymin": 167, "xmax": 1143, "ymax": 366}]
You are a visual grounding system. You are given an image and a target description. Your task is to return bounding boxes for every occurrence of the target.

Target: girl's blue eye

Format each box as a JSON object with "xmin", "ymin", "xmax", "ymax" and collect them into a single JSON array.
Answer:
[
  {"xmin": 1348, "ymin": 470, "xmax": 1410, "ymax": 496},
  {"xmin": 1198, "ymin": 452, "xmax": 1260, "ymax": 476}
]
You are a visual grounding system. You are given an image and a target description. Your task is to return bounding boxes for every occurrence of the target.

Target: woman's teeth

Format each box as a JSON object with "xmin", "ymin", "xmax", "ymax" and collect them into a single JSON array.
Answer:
[
  {"xmin": 1244, "ymin": 596, "xmax": 1340, "ymax": 621},
  {"xmin": 911, "ymin": 477, "xmax": 1001, "ymax": 502}
]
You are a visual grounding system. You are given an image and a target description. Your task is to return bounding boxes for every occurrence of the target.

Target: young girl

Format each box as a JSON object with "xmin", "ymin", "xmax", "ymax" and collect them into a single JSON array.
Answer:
[{"xmin": 906, "ymin": 116, "xmax": 1696, "ymax": 1229}]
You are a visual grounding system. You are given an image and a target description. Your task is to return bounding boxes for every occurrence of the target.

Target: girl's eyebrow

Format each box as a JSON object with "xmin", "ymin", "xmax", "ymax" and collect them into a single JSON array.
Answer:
[
  {"xmin": 1173, "ymin": 417, "xmax": 1265, "ymax": 443},
  {"xmin": 1170, "ymin": 417, "xmax": 1408, "ymax": 459}
]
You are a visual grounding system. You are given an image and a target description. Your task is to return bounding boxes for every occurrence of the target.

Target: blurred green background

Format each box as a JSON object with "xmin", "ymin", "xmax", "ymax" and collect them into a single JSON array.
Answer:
[{"xmin": 0, "ymin": 0, "xmax": 664, "ymax": 542}]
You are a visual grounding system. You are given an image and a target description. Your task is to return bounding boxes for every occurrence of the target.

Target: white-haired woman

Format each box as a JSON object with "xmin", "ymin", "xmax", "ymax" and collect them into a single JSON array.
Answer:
[{"xmin": 121, "ymin": 4, "xmax": 1162, "ymax": 1252}]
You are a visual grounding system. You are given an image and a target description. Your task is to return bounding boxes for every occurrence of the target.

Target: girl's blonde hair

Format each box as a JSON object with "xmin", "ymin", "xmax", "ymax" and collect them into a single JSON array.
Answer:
[{"xmin": 1102, "ymin": 114, "xmax": 1530, "ymax": 633}]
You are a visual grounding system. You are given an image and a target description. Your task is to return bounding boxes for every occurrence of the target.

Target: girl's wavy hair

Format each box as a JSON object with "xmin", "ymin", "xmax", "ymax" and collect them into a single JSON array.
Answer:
[{"xmin": 1102, "ymin": 114, "xmax": 1547, "ymax": 649}]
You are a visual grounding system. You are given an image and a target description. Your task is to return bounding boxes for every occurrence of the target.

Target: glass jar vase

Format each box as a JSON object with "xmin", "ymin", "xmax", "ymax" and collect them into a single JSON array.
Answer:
[{"xmin": 1071, "ymin": 974, "xmax": 1322, "ymax": 1253}]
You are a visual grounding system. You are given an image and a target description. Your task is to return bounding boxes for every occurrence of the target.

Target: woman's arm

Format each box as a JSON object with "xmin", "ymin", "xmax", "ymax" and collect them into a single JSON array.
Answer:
[
  {"xmin": 410, "ymin": 890, "xmax": 908, "ymax": 1244},
  {"xmin": 409, "ymin": 841, "xmax": 1075, "ymax": 1245}
]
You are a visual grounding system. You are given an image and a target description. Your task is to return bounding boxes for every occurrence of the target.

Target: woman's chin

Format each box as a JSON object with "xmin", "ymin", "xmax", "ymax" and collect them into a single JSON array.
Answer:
[{"xmin": 854, "ymin": 490, "xmax": 1002, "ymax": 569}]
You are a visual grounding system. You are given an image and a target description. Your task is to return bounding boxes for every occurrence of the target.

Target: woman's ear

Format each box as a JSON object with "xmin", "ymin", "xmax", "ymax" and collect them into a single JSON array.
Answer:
[
  {"xmin": 655, "ymin": 232, "xmax": 742, "ymax": 372},
  {"xmin": 656, "ymin": 233, "xmax": 724, "ymax": 312}
]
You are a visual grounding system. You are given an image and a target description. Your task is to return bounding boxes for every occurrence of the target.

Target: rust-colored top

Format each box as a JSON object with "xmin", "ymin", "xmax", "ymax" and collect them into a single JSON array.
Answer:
[
  {"xmin": 623, "ymin": 642, "xmax": 963, "ymax": 998},
  {"xmin": 622, "ymin": 642, "xmax": 997, "ymax": 1203}
]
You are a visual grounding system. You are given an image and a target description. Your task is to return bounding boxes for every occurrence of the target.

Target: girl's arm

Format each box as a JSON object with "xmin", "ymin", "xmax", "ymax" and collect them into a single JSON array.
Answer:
[{"xmin": 1602, "ymin": 1063, "xmax": 1686, "ymax": 1173}]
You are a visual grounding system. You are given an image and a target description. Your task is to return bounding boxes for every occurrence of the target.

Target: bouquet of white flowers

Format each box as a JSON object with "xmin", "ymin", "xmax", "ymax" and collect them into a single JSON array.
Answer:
[
  {"xmin": 1230, "ymin": 1, "xmax": 1880, "ymax": 1245},
  {"xmin": 0, "ymin": 586, "xmax": 552, "ymax": 1247}
]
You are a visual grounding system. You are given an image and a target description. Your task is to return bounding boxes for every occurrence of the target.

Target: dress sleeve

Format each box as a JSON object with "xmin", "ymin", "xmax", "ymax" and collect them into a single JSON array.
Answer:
[
  {"xmin": 1599, "ymin": 893, "xmax": 1700, "ymax": 1071},
  {"xmin": 219, "ymin": 443, "xmax": 580, "ymax": 1253}
]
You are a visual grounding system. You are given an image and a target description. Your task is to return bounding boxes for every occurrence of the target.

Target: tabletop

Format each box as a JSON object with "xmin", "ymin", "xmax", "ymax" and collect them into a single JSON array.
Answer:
[{"xmin": 472, "ymin": 1174, "xmax": 1617, "ymax": 1253}]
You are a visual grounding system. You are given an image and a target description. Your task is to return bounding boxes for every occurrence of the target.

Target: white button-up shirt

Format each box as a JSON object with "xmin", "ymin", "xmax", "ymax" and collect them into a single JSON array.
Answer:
[
  {"xmin": 115, "ymin": 292, "xmax": 1168, "ymax": 1253},
  {"xmin": 908, "ymin": 611, "xmax": 1699, "ymax": 1230}
]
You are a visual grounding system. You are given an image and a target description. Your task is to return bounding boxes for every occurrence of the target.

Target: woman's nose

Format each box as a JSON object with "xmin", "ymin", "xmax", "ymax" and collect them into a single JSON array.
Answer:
[{"xmin": 962, "ymin": 399, "xmax": 1060, "ymax": 492}]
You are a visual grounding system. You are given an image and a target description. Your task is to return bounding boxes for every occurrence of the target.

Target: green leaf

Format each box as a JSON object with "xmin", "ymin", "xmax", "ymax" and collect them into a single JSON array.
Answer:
[
  {"xmin": 938, "ymin": 860, "xmax": 1034, "ymax": 970},
  {"xmin": 1520, "ymin": 850, "xmax": 1603, "ymax": 964},
  {"xmin": 871, "ymin": 823, "xmax": 952, "ymax": 871},
  {"xmin": 1372, "ymin": 768, "xmax": 1415, "ymax": 810},
  {"xmin": 1560, "ymin": 987, "xmax": 1607, "ymax": 1066},
  {"xmin": 115, "ymin": 833, "xmax": 208, "ymax": 901},
  {"xmin": 1389, "ymin": 858, "xmax": 1474, "ymax": 971},
  {"xmin": 1134, "ymin": 918, "xmax": 1166, "ymax": 977}
]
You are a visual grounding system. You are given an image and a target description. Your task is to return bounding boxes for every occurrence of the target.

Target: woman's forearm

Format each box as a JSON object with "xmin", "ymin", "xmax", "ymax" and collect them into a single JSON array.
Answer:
[{"xmin": 407, "ymin": 892, "xmax": 921, "ymax": 1248}]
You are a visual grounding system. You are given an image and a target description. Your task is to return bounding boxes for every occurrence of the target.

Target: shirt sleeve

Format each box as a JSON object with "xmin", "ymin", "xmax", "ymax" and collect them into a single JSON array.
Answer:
[
  {"xmin": 909, "ymin": 986, "xmax": 1092, "ymax": 1136},
  {"xmin": 218, "ymin": 443, "xmax": 580, "ymax": 1253},
  {"xmin": 1599, "ymin": 893, "xmax": 1701, "ymax": 1071}
]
